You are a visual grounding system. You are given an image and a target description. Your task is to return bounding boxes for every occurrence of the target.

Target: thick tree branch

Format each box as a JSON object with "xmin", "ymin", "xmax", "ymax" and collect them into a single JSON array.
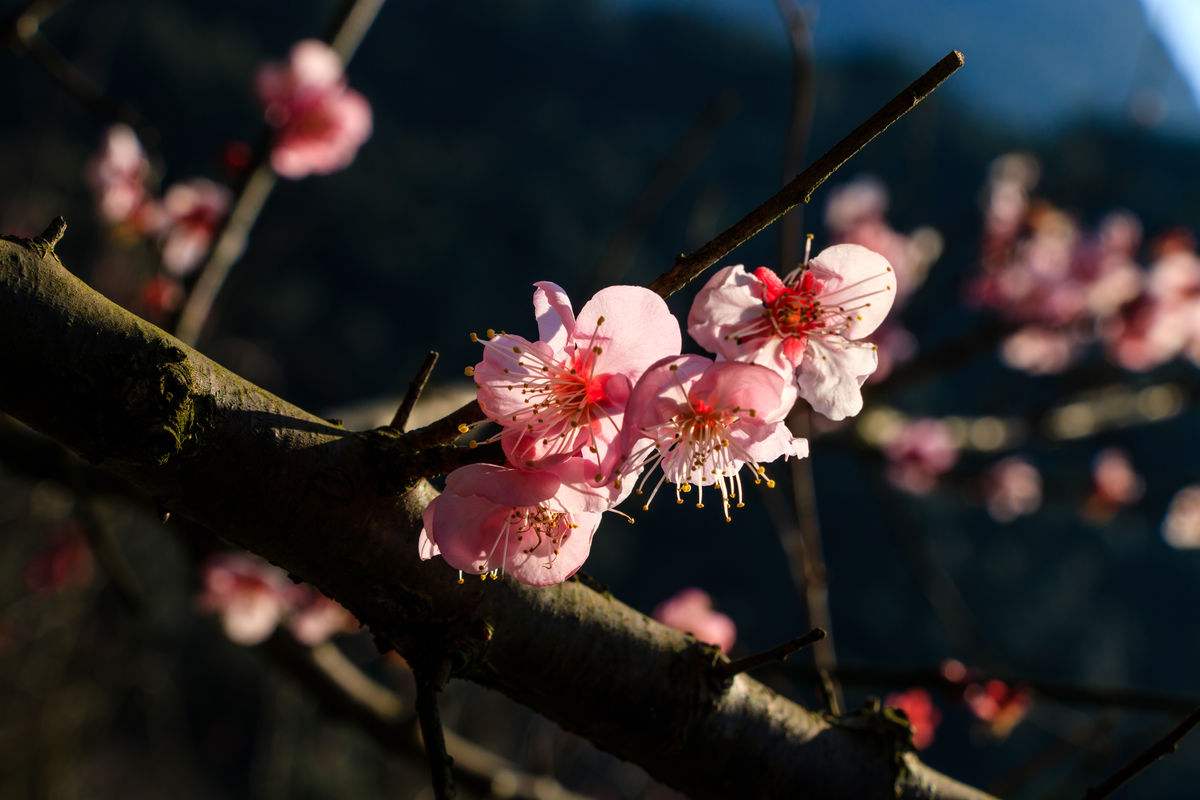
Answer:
[
  {"xmin": 647, "ymin": 50, "xmax": 964, "ymax": 299},
  {"xmin": 0, "ymin": 230, "xmax": 992, "ymax": 799}
]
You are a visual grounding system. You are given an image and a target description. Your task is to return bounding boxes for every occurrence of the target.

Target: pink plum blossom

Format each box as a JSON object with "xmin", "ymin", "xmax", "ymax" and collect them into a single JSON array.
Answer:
[
  {"xmin": 885, "ymin": 688, "xmax": 941, "ymax": 750},
  {"xmin": 687, "ymin": 244, "xmax": 896, "ymax": 421},
  {"xmin": 198, "ymin": 552, "xmax": 294, "ymax": 645},
  {"xmin": 1089, "ymin": 448, "xmax": 1144, "ymax": 511},
  {"xmin": 85, "ymin": 124, "xmax": 161, "ymax": 232},
  {"xmin": 964, "ymin": 680, "xmax": 1031, "ymax": 739},
  {"xmin": 616, "ymin": 355, "xmax": 805, "ymax": 521},
  {"xmin": 257, "ymin": 40, "xmax": 373, "ymax": 179},
  {"xmin": 1001, "ymin": 326, "xmax": 1084, "ymax": 375},
  {"xmin": 652, "ymin": 588, "xmax": 737, "ymax": 653},
  {"xmin": 1163, "ymin": 485, "xmax": 1200, "ymax": 549},
  {"xmin": 160, "ymin": 178, "xmax": 230, "ymax": 276},
  {"xmin": 288, "ymin": 590, "xmax": 357, "ymax": 646},
  {"xmin": 419, "ymin": 459, "xmax": 629, "ymax": 586},
  {"xmin": 984, "ymin": 457, "xmax": 1042, "ymax": 522},
  {"xmin": 473, "ymin": 282, "xmax": 681, "ymax": 476},
  {"xmin": 884, "ymin": 418, "xmax": 959, "ymax": 495}
]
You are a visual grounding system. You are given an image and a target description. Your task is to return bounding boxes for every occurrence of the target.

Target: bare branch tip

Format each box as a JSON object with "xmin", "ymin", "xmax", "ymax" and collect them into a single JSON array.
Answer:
[{"xmin": 35, "ymin": 216, "xmax": 67, "ymax": 251}]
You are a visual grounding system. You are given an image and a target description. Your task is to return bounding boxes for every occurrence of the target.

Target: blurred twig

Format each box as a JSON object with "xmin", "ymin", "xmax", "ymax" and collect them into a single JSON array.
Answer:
[
  {"xmin": 592, "ymin": 91, "xmax": 740, "ymax": 286},
  {"xmin": 775, "ymin": 0, "xmax": 815, "ymax": 268},
  {"xmin": 173, "ymin": 0, "xmax": 389, "ymax": 346},
  {"xmin": 2, "ymin": 0, "xmax": 159, "ymax": 149},
  {"xmin": 647, "ymin": 50, "xmax": 964, "ymax": 299},
  {"xmin": 1083, "ymin": 706, "xmax": 1200, "ymax": 799},
  {"xmin": 718, "ymin": 628, "xmax": 825, "ymax": 679},
  {"xmin": 413, "ymin": 662, "xmax": 456, "ymax": 800}
]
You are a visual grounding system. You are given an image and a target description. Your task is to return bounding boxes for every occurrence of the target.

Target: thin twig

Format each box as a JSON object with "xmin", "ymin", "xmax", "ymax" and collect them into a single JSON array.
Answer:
[
  {"xmin": 718, "ymin": 628, "xmax": 825, "ymax": 678},
  {"xmin": 173, "ymin": 0, "xmax": 389, "ymax": 346},
  {"xmin": 414, "ymin": 666, "xmax": 456, "ymax": 800},
  {"xmin": 593, "ymin": 91, "xmax": 740, "ymax": 286},
  {"xmin": 775, "ymin": 0, "xmax": 815, "ymax": 268},
  {"xmin": 1084, "ymin": 706, "xmax": 1200, "ymax": 799},
  {"xmin": 647, "ymin": 50, "xmax": 964, "ymax": 299},
  {"xmin": 390, "ymin": 350, "xmax": 439, "ymax": 431}
]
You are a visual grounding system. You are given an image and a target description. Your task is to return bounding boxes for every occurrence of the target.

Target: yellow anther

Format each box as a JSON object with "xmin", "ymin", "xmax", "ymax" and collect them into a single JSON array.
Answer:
[
  {"xmin": 486, "ymin": 328, "xmax": 497, "ymax": 338},
  {"xmin": 469, "ymin": 331, "xmax": 479, "ymax": 342},
  {"xmin": 468, "ymin": 440, "xmax": 478, "ymax": 449},
  {"xmin": 766, "ymin": 479, "xmax": 777, "ymax": 489},
  {"xmin": 681, "ymin": 483, "xmax": 692, "ymax": 493},
  {"xmin": 457, "ymin": 423, "xmax": 470, "ymax": 434},
  {"xmin": 597, "ymin": 315, "xmax": 606, "ymax": 325},
  {"xmin": 457, "ymin": 576, "xmax": 465, "ymax": 585},
  {"xmin": 695, "ymin": 502, "xmax": 705, "ymax": 509},
  {"xmin": 464, "ymin": 365, "xmax": 475, "ymax": 377}
]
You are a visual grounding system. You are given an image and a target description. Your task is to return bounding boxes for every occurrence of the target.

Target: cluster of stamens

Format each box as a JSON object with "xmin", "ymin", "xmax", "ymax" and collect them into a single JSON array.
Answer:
[
  {"xmin": 619, "ymin": 366, "xmax": 775, "ymax": 523},
  {"xmin": 467, "ymin": 319, "xmax": 619, "ymax": 474}
]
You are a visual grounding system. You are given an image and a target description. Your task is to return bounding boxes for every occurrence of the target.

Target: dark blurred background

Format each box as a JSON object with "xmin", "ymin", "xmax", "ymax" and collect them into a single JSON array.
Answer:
[{"xmin": 3, "ymin": 0, "xmax": 1200, "ymax": 797}]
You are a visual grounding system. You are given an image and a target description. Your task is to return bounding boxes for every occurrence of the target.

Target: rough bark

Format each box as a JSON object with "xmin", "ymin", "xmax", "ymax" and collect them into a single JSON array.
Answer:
[{"xmin": 0, "ymin": 225, "xmax": 993, "ymax": 800}]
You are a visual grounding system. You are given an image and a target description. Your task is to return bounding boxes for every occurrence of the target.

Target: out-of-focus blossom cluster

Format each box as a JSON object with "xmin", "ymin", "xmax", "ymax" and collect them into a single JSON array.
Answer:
[
  {"xmin": 824, "ymin": 177, "xmax": 942, "ymax": 382},
  {"xmin": 422, "ymin": 241, "xmax": 899, "ymax": 585},
  {"xmin": 84, "ymin": 40, "xmax": 371, "ymax": 316},
  {"xmin": 883, "ymin": 417, "xmax": 960, "ymax": 495},
  {"xmin": 1083, "ymin": 448, "xmax": 1144, "ymax": 522},
  {"xmin": 198, "ymin": 552, "xmax": 356, "ymax": 646},
  {"xmin": 973, "ymin": 153, "xmax": 1200, "ymax": 374},
  {"xmin": 885, "ymin": 660, "xmax": 1033, "ymax": 750},
  {"xmin": 652, "ymin": 587, "xmax": 737, "ymax": 653},
  {"xmin": 257, "ymin": 40, "xmax": 372, "ymax": 179}
]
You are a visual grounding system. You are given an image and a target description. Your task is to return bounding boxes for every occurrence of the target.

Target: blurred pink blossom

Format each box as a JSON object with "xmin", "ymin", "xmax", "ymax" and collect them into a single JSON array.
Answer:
[
  {"xmin": 85, "ymin": 124, "xmax": 161, "ymax": 232},
  {"xmin": 198, "ymin": 552, "xmax": 293, "ymax": 645},
  {"xmin": 824, "ymin": 177, "xmax": 942, "ymax": 306},
  {"xmin": 884, "ymin": 418, "xmax": 959, "ymax": 495},
  {"xmin": 1163, "ymin": 485, "xmax": 1200, "ymax": 549},
  {"xmin": 288, "ymin": 590, "xmax": 358, "ymax": 646},
  {"xmin": 160, "ymin": 178, "xmax": 230, "ymax": 276},
  {"xmin": 984, "ymin": 457, "xmax": 1042, "ymax": 522},
  {"xmin": 964, "ymin": 679, "xmax": 1031, "ymax": 739},
  {"xmin": 1101, "ymin": 296, "xmax": 1190, "ymax": 371},
  {"xmin": 140, "ymin": 275, "xmax": 184, "ymax": 319},
  {"xmin": 884, "ymin": 688, "xmax": 941, "ymax": 750},
  {"xmin": 257, "ymin": 40, "xmax": 373, "ymax": 179},
  {"xmin": 1001, "ymin": 326, "xmax": 1083, "ymax": 375},
  {"xmin": 1090, "ymin": 448, "xmax": 1144, "ymax": 510},
  {"xmin": 652, "ymin": 588, "xmax": 737, "ymax": 653}
]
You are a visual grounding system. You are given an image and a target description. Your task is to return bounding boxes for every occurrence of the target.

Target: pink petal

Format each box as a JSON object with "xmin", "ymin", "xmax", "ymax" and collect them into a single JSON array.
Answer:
[
  {"xmin": 290, "ymin": 40, "xmax": 344, "ymax": 89},
  {"xmin": 423, "ymin": 492, "xmax": 508, "ymax": 575},
  {"xmin": 474, "ymin": 334, "xmax": 558, "ymax": 421},
  {"xmin": 532, "ymin": 281, "xmax": 576, "ymax": 351},
  {"xmin": 444, "ymin": 464, "xmax": 561, "ymax": 507},
  {"xmin": 687, "ymin": 265, "xmax": 764, "ymax": 361},
  {"xmin": 620, "ymin": 354, "xmax": 710, "ymax": 449},
  {"xmin": 687, "ymin": 361, "xmax": 789, "ymax": 423},
  {"xmin": 504, "ymin": 511, "xmax": 601, "ymax": 586},
  {"xmin": 796, "ymin": 336, "xmax": 878, "ymax": 421},
  {"xmin": 810, "ymin": 243, "xmax": 896, "ymax": 339},
  {"xmin": 574, "ymin": 285, "xmax": 682, "ymax": 383}
]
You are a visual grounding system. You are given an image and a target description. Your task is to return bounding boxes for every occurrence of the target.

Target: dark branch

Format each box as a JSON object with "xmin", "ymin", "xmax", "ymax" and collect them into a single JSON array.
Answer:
[
  {"xmin": 1084, "ymin": 706, "xmax": 1200, "ymax": 800},
  {"xmin": 719, "ymin": 628, "xmax": 825, "ymax": 678},
  {"xmin": 391, "ymin": 350, "xmax": 440, "ymax": 431},
  {"xmin": 414, "ymin": 665, "xmax": 457, "ymax": 800},
  {"xmin": 0, "ymin": 229, "xmax": 993, "ymax": 800},
  {"xmin": 647, "ymin": 50, "xmax": 965, "ymax": 299}
]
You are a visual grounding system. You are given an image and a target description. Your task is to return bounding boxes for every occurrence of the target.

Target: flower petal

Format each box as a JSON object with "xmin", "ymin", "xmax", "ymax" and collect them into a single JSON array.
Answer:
[
  {"xmin": 809, "ymin": 243, "xmax": 896, "ymax": 339},
  {"xmin": 532, "ymin": 281, "xmax": 576, "ymax": 351},
  {"xmin": 444, "ymin": 464, "xmax": 561, "ymax": 507},
  {"xmin": 504, "ymin": 511, "xmax": 601, "ymax": 586},
  {"xmin": 796, "ymin": 336, "xmax": 878, "ymax": 421},
  {"xmin": 574, "ymin": 285, "xmax": 682, "ymax": 383}
]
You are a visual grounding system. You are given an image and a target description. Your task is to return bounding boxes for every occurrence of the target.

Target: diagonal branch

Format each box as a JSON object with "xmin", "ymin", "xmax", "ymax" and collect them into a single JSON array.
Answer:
[
  {"xmin": 0, "ymin": 228, "xmax": 992, "ymax": 800},
  {"xmin": 647, "ymin": 50, "xmax": 964, "ymax": 299},
  {"xmin": 1084, "ymin": 706, "xmax": 1200, "ymax": 800}
]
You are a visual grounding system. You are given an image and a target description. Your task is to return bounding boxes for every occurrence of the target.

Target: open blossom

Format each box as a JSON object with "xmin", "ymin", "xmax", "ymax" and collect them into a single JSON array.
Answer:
[
  {"xmin": 160, "ymin": 178, "xmax": 230, "ymax": 276},
  {"xmin": 884, "ymin": 418, "xmax": 959, "ymax": 495},
  {"xmin": 617, "ymin": 355, "xmax": 805, "ymax": 521},
  {"xmin": 420, "ymin": 460, "xmax": 629, "ymax": 586},
  {"xmin": 1163, "ymin": 485, "xmax": 1200, "ymax": 549},
  {"xmin": 473, "ymin": 282, "xmax": 681, "ymax": 476},
  {"xmin": 198, "ymin": 553, "xmax": 294, "ymax": 645},
  {"xmin": 85, "ymin": 124, "xmax": 162, "ymax": 233},
  {"xmin": 257, "ymin": 40, "xmax": 372, "ymax": 179},
  {"xmin": 652, "ymin": 588, "xmax": 737, "ymax": 653},
  {"xmin": 984, "ymin": 457, "xmax": 1042, "ymax": 522},
  {"xmin": 885, "ymin": 688, "xmax": 941, "ymax": 750},
  {"xmin": 688, "ymin": 244, "xmax": 896, "ymax": 421}
]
